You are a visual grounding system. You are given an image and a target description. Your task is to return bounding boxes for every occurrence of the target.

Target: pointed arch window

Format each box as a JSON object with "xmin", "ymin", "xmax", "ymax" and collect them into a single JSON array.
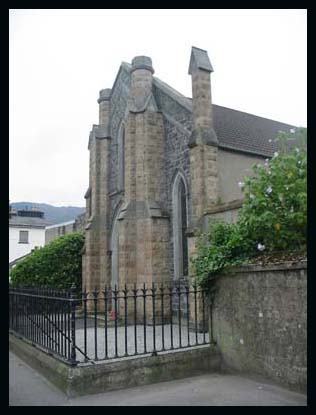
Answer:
[
  {"xmin": 172, "ymin": 172, "xmax": 189, "ymax": 279},
  {"xmin": 118, "ymin": 124, "xmax": 125, "ymax": 191},
  {"xmin": 111, "ymin": 211, "xmax": 120, "ymax": 289}
]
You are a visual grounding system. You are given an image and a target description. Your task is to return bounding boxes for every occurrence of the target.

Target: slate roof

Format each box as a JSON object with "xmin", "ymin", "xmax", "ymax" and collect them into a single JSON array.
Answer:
[
  {"xmin": 9, "ymin": 216, "xmax": 52, "ymax": 228},
  {"xmin": 211, "ymin": 104, "xmax": 297, "ymax": 157}
]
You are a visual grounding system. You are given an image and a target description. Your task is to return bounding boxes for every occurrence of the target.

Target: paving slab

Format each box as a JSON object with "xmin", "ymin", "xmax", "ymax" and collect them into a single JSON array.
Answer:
[
  {"xmin": 9, "ymin": 351, "xmax": 306, "ymax": 406},
  {"xmin": 75, "ymin": 323, "xmax": 209, "ymax": 361}
]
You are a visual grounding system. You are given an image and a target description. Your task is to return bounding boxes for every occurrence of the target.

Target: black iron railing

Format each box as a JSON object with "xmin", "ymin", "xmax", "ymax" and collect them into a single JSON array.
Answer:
[{"xmin": 9, "ymin": 282, "xmax": 211, "ymax": 366}]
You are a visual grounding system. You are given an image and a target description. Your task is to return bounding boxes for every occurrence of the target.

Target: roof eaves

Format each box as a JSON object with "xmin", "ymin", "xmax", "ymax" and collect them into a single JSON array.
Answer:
[{"xmin": 9, "ymin": 223, "xmax": 47, "ymax": 229}]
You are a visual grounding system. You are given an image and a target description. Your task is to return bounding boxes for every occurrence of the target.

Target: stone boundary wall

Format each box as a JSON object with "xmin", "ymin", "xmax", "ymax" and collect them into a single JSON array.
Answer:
[
  {"xmin": 45, "ymin": 213, "xmax": 85, "ymax": 245},
  {"xmin": 9, "ymin": 334, "xmax": 220, "ymax": 397},
  {"xmin": 211, "ymin": 261, "xmax": 307, "ymax": 392}
]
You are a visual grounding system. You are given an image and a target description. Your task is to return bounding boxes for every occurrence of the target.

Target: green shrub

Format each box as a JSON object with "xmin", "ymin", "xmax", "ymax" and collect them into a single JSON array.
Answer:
[
  {"xmin": 10, "ymin": 232, "xmax": 84, "ymax": 292},
  {"xmin": 192, "ymin": 127, "xmax": 307, "ymax": 286}
]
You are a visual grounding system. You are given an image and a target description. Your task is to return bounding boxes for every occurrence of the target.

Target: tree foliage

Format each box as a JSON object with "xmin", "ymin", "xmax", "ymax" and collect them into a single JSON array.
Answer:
[
  {"xmin": 192, "ymin": 128, "xmax": 307, "ymax": 286},
  {"xmin": 10, "ymin": 233, "xmax": 84, "ymax": 292}
]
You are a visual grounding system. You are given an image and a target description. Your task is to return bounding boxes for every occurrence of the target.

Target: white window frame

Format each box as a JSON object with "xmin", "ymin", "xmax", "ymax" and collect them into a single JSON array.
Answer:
[{"xmin": 19, "ymin": 230, "xmax": 29, "ymax": 244}]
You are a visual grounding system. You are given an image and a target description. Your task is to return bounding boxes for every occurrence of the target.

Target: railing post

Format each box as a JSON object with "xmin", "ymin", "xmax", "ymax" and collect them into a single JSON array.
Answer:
[
  {"xmin": 103, "ymin": 285, "xmax": 108, "ymax": 360},
  {"xmin": 93, "ymin": 287, "xmax": 99, "ymax": 360},
  {"xmin": 169, "ymin": 285, "xmax": 174, "ymax": 350},
  {"xmin": 133, "ymin": 283, "xmax": 138, "ymax": 355},
  {"xmin": 142, "ymin": 283, "xmax": 147, "ymax": 354},
  {"xmin": 123, "ymin": 284, "xmax": 128, "ymax": 356},
  {"xmin": 83, "ymin": 286, "xmax": 88, "ymax": 361},
  {"xmin": 151, "ymin": 282, "xmax": 157, "ymax": 356},
  {"xmin": 69, "ymin": 283, "xmax": 77, "ymax": 366},
  {"xmin": 209, "ymin": 284, "xmax": 216, "ymax": 345}
]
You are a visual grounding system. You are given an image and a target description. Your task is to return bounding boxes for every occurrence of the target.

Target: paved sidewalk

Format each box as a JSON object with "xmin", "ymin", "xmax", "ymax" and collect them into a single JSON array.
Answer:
[{"xmin": 9, "ymin": 352, "xmax": 306, "ymax": 406}]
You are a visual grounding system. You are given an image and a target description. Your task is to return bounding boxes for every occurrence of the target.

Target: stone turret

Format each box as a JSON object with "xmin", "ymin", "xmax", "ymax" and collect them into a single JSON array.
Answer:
[
  {"xmin": 98, "ymin": 88, "xmax": 111, "ymax": 126},
  {"xmin": 83, "ymin": 88, "xmax": 112, "ymax": 296},
  {"xmin": 128, "ymin": 56, "xmax": 155, "ymax": 112},
  {"xmin": 187, "ymin": 46, "xmax": 219, "ymax": 257},
  {"xmin": 188, "ymin": 46, "xmax": 218, "ymax": 147}
]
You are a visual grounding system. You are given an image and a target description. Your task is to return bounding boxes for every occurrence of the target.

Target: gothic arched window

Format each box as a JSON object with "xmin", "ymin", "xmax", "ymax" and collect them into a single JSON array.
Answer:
[
  {"xmin": 111, "ymin": 212, "xmax": 119, "ymax": 289},
  {"xmin": 172, "ymin": 172, "xmax": 189, "ymax": 279},
  {"xmin": 118, "ymin": 124, "xmax": 125, "ymax": 191}
]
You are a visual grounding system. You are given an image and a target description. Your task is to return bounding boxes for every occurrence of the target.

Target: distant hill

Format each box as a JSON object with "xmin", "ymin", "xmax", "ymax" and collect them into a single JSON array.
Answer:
[{"xmin": 10, "ymin": 202, "xmax": 85, "ymax": 225}]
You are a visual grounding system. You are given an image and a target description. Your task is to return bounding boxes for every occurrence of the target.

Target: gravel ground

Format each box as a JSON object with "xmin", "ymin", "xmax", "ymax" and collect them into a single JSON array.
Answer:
[{"xmin": 75, "ymin": 323, "xmax": 209, "ymax": 362}]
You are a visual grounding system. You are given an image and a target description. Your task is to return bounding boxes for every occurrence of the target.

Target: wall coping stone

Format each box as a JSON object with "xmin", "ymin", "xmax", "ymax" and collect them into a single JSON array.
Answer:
[
  {"xmin": 204, "ymin": 199, "xmax": 243, "ymax": 215},
  {"xmin": 221, "ymin": 260, "xmax": 307, "ymax": 275}
]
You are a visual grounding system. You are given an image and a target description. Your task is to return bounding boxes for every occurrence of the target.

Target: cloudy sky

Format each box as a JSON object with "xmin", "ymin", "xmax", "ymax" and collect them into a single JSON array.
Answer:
[{"xmin": 9, "ymin": 9, "xmax": 307, "ymax": 207}]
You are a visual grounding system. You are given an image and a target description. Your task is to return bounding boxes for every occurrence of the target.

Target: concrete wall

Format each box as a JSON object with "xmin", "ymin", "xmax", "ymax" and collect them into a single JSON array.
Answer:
[
  {"xmin": 9, "ymin": 227, "xmax": 46, "ymax": 262},
  {"xmin": 211, "ymin": 261, "xmax": 307, "ymax": 392},
  {"xmin": 218, "ymin": 149, "xmax": 265, "ymax": 203}
]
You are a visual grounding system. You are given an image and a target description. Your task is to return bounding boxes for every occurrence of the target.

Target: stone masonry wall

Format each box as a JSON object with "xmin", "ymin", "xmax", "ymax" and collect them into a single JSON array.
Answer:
[
  {"xmin": 45, "ymin": 213, "xmax": 86, "ymax": 245},
  {"xmin": 211, "ymin": 261, "xmax": 307, "ymax": 392},
  {"xmin": 154, "ymin": 87, "xmax": 193, "ymax": 280}
]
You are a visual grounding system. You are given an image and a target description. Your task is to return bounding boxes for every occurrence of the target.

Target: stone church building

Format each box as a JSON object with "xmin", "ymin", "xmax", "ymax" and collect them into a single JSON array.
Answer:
[{"xmin": 82, "ymin": 46, "xmax": 295, "ymax": 292}]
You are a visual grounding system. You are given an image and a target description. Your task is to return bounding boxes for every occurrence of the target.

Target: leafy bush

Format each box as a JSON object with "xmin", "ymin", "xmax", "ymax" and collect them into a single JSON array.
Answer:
[
  {"xmin": 10, "ymin": 233, "xmax": 84, "ymax": 292},
  {"xmin": 193, "ymin": 128, "xmax": 307, "ymax": 286}
]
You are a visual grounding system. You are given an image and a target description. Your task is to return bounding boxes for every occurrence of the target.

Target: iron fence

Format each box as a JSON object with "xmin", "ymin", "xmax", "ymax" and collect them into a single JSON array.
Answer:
[{"xmin": 9, "ymin": 282, "xmax": 211, "ymax": 366}]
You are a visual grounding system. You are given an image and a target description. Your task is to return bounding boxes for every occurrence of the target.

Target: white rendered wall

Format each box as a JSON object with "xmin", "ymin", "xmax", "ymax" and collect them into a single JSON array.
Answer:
[{"xmin": 9, "ymin": 227, "xmax": 46, "ymax": 263}]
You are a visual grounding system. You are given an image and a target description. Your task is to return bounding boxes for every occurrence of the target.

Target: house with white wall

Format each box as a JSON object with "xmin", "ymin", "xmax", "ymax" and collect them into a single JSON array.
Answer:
[{"xmin": 9, "ymin": 206, "xmax": 51, "ymax": 264}]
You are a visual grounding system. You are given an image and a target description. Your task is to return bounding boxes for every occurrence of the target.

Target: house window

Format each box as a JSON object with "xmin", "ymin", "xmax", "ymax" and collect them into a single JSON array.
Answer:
[{"xmin": 19, "ymin": 230, "xmax": 29, "ymax": 244}]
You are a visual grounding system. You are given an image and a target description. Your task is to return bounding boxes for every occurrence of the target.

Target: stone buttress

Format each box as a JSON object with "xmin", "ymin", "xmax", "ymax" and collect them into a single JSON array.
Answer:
[
  {"xmin": 117, "ymin": 57, "xmax": 170, "ymax": 292},
  {"xmin": 83, "ymin": 89, "xmax": 111, "ymax": 294},
  {"xmin": 187, "ymin": 47, "xmax": 219, "ymax": 327}
]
